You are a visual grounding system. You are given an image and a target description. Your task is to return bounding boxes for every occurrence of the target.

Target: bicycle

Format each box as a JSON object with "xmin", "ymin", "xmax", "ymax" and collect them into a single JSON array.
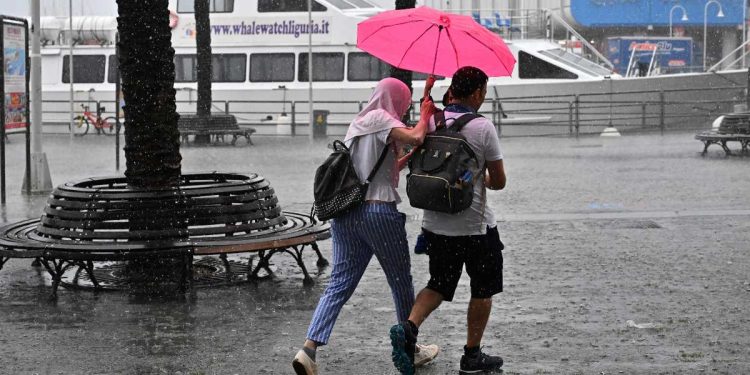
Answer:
[{"xmin": 71, "ymin": 104, "xmax": 117, "ymax": 136}]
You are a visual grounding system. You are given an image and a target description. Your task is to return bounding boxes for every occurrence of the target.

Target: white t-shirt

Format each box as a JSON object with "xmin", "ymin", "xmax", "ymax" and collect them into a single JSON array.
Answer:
[
  {"xmin": 421, "ymin": 111, "xmax": 503, "ymax": 236},
  {"xmin": 346, "ymin": 129, "xmax": 401, "ymax": 203}
]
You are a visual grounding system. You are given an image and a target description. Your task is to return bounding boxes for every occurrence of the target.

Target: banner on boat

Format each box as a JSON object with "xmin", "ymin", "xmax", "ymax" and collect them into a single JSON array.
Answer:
[{"xmin": 174, "ymin": 17, "xmax": 333, "ymax": 46}]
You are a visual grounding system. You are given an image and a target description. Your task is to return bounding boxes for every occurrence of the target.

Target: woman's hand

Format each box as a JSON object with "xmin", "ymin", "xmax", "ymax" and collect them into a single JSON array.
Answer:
[
  {"xmin": 423, "ymin": 75, "xmax": 436, "ymax": 99},
  {"xmin": 397, "ymin": 148, "xmax": 417, "ymax": 170},
  {"xmin": 420, "ymin": 96, "xmax": 436, "ymax": 119}
]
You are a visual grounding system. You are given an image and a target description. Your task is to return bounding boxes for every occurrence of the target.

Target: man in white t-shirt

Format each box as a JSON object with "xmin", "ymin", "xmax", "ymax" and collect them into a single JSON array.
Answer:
[{"xmin": 390, "ymin": 66, "xmax": 507, "ymax": 375}]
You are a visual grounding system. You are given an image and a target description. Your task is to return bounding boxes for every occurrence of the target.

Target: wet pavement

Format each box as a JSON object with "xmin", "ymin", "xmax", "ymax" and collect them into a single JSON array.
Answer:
[{"xmin": 1, "ymin": 131, "xmax": 749, "ymax": 374}]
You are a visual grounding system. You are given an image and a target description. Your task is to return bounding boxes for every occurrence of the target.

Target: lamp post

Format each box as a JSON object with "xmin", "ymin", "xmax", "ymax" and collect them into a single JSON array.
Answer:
[
  {"xmin": 669, "ymin": 5, "xmax": 688, "ymax": 37},
  {"xmin": 703, "ymin": 0, "xmax": 725, "ymax": 71},
  {"xmin": 308, "ymin": 0, "xmax": 314, "ymax": 141}
]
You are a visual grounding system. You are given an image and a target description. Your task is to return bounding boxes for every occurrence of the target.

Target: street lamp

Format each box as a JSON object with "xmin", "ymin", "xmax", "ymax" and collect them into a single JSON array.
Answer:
[
  {"xmin": 669, "ymin": 5, "xmax": 688, "ymax": 37},
  {"xmin": 703, "ymin": 0, "xmax": 725, "ymax": 71}
]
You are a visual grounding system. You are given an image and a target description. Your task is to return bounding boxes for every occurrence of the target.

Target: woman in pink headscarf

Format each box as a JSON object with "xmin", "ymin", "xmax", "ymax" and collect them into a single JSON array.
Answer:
[{"xmin": 293, "ymin": 77, "xmax": 437, "ymax": 375}]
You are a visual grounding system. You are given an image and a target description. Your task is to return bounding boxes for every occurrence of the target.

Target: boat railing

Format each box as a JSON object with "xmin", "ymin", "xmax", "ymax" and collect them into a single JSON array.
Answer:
[
  {"xmin": 708, "ymin": 39, "xmax": 750, "ymax": 72},
  {"xmin": 542, "ymin": 10, "xmax": 614, "ymax": 70},
  {"xmin": 38, "ymin": 82, "xmax": 746, "ymax": 138}
]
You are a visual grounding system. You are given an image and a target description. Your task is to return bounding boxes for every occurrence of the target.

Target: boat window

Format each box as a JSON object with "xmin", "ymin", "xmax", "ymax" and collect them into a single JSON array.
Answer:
[
  {"xmin": 174, "ymin": 54, "xmax": 198, "ymax": 82},
  {"xmin": 258, "ymin": 0, "xmax": 327, "ymax": 12},
  {"xmin": 62, "ymin": 55, "xmax": 105, "ymax": 83},
  {"xmin": 175, "ymin": 54, "xmax": 246, "ymax": 82},
  {"xmin": 539, "ymin": 48, "xmax": 611, "ymax": 76},
  {"xmin": 107, "ymin": 55, "xmax": 118, "ymax": 83},
  {"xmin": 347, "ymin": 53, "xmax": 390, "ymax": 81},
  {"xmin": 518, "ymin": 51, "xmax": 578, "ymax": 79},
  {"xmin": 346, "ymin": 0, "xmax": 377, "ymax": 7},
  {"xmin": 412, "ymin": 72, "xmax": 444, "ymax": 81},
  {"xmin": 299, "ymin": 53, "xmax": 344, "ymax": 82},
  {"xmin": 250, "ymin": 53, "xmax": 295, "ymax": 82},
  {"xmin": 177, "ymin": 0, "xmax": 234, "ymax": 13},
  {"xmin": 212, "ymin": 54, "xmax": 246, "ymax": 82},
  {"xmin": 324, "ymin": 0, "xmax": 355, "ymax": 9}
]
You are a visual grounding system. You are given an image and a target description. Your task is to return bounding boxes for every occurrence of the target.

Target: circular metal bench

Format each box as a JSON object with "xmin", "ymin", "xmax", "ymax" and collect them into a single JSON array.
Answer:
[{"xmin": 0, "ymin": 173, "xmax": 329, "ymax": 296}]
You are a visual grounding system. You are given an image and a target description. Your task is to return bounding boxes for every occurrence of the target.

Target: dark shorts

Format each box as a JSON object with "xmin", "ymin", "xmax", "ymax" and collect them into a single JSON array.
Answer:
[{"xmin": 424, "ymin": 226, "xmax": 504, "ymax": 301}]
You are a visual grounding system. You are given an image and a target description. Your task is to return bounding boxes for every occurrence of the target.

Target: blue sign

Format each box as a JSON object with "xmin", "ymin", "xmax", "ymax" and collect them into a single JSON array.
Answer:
[
  {"xmin": 571, "ymin": 0, "xmax": 743, "ymax": 27},
  {"xmin": 607, "ymin": 36, "xmax": 694, "ymax": 74}
]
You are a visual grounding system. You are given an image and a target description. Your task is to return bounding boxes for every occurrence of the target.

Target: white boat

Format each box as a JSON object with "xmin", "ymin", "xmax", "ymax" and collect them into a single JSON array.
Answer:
[{"xmin": 37, "ymin": 0, "xmax": 747, "ymax": 135}]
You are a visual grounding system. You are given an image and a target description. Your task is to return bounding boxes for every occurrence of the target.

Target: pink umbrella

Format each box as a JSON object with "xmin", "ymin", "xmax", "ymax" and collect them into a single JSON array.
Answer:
[{"xmin": 357, "ymin": 6, "xmax": 516, "ymax": 78}]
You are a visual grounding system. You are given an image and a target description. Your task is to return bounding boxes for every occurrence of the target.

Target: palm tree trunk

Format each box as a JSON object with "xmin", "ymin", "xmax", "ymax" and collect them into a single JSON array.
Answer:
[
  {"xmin": 117, "ymin": 0, "xmax": 184, "ymax": 282},
  {"xmin": 195, "ymin": 0, "xmax": 211, "ymax": 118},
  {"xmin": 117, "ymin": 0, "xmax": 181, "ymax": 189},
  {"xmin": 194, "ymin": 0, "xmax": 212, "ymax": 144}
]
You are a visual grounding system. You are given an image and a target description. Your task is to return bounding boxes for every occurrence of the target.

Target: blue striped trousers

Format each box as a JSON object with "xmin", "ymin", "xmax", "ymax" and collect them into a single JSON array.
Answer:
[{"xmin": 306, "ymin": 202, "xmax": 414, "ymax": 345}]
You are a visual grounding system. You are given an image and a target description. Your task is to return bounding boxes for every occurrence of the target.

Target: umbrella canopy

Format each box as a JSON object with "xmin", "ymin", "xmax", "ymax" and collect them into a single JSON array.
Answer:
[{"xmin": 357, "ymin": 6, "xmax": 516, "ymax": 78}]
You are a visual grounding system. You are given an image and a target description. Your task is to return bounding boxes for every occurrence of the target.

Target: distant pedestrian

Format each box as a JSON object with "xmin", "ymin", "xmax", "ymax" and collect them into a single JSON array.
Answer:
[
  {"xmin": 390, "ymin": 66, "xmax": 507, "ymax": 375},
  {"xmin": 293, "ymin": 77, "xmax": 439, "ymax": 375}
]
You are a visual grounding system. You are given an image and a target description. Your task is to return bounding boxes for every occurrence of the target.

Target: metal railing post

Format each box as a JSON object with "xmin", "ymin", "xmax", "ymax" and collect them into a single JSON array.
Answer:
[
  {"xmin": 568, "ymin": 101, "xmax": 574, "ymax": 135},
  {"xmin": 224, "ymin": 101, "xmax": 229, "ymax": 114},
  {"xmin": 576, "ymin": 94, "xmax": 581, "ymax": 138},
  {"xmin": 492, "ymin": 100, "xmax": 498, "ymax": 127},
  {"xmin": 659, "ymin": 90, "xmax": 665, "ymax": 135},
  {"xmin": 291, "ymin": 101, "xmax": 296, "ymax": 136}
]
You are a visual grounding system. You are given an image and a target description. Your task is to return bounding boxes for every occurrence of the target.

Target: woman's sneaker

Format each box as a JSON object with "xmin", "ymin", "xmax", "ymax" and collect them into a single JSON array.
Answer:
[
  {"xmin": 459, "ymin": 348, "xmax": 503, "ymax": 374},
  {"xmin": 292, "ymin": 349, "xmax": 318, "ymax": 375},
  {"xmin": 414, "ymin": 343, "xmax": 439, "ymax": 367}
]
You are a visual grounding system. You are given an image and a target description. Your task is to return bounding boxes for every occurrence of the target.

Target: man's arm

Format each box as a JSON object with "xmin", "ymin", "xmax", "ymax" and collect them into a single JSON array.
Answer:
[{"xmin": 484, "ymin": 159, "xmax": 506, "ymax": 190}]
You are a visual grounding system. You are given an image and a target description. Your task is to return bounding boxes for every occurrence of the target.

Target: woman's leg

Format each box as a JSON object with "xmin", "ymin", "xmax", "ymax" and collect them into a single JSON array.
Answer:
[
  {"xmin": 360, "ymin": 204, "xmax": 414, "ymax": 323},
  {"xmin": 305, "ymin": 208, "xmax": 373, "ymax": 345}
]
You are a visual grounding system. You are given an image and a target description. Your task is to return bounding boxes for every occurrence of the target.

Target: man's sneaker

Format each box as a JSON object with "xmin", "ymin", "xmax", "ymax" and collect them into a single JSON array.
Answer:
[
  {"xmin": 292, "ymin": 349, "xmax": 318, "ymax": 375},
  {"xmin": 459, "ymin": 348, "xmax": 503, "ymax": 374},
  {"xmin": 389, "ymin": 323, "xmax": 416, "ymax": 375},
  {"xmin": 414, "ymin": 343, "xmax": 439, "ymax": 367}
]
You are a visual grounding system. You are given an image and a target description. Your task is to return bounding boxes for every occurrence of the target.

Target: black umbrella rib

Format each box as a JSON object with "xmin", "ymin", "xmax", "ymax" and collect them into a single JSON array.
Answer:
[
  {"xmin": 359, "ymin": 19, "xmax": 426, "ymax": 45},
  {"xmin": 396, "ymin": 24, "xmax": 437, "ymax": 68},
  {"xmin": 464, "ymin": 31, "xmax": 513, "ymax": 74},
  {"xmin": 444, "ymin": 28, "xmax": 460, "ymax": 73}
]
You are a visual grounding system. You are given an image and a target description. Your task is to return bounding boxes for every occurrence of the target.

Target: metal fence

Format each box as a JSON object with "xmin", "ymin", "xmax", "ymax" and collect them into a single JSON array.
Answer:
[
  {"xmin": 39, "ymin": 84, "xmax": 746, "ymax": 138},
  {"xmin": 495, "ymin": 85, "xmax": 746, "ymax": 137}
]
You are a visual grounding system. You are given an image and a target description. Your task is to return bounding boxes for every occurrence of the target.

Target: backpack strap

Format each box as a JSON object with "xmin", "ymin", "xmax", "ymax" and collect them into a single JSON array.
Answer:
[
  {"xmin": 447, "ymin": 113, "xmax": 482, "ymax": 133},
  {"xmin": 365, "ymin": 143, "xmax": 391, "ymax": 183},
  {"xmin": 434, "ymin": 110, "xmax": 447, "ymax": 130}
]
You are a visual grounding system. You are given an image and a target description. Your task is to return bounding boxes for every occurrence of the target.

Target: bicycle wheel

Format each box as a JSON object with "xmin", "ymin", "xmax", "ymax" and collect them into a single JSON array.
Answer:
[
  {"xmin": 103, "ymin": 117, "xmax": 119, "ymax": 135},
  {"xmin": 71, "ymin": 116, "xmax": 89, "ymax": 136}
]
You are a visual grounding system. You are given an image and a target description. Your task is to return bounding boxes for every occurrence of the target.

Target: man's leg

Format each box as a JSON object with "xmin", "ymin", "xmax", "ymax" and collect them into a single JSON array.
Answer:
[
  {"xmin": 466, "ymin": 297, "xmax": 492, "ymax": 347},
  {"xmin": 390, "ymin": 229, "xmax": 464, "ymax": 375},
  {"xmin": 460, "ymin": 227, "xmax": 504, "ymax": 374},
  {"xmin": 408, "ymin": 288, "xmax": 443, "ymax": 327}
]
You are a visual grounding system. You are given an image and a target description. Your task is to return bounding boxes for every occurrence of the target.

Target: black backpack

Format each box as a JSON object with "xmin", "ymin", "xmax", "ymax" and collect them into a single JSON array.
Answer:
[
  {"xmin": 313, "ymin": 139, "xmax": 389, "ymax": 221},
  {"xmin": 406, "ymin": 111, "xmax": 481, "ymax": 213}
]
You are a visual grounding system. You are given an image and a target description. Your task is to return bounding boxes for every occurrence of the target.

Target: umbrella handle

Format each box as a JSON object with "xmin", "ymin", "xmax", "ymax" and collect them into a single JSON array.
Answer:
[{"xmin": 426, "ymin": 25, "xmax": 443, "ymax": 100}]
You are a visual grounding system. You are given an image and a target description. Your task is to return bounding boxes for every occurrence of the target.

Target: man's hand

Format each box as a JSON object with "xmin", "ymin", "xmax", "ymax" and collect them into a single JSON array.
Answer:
[{"xmin": 484, "ymin": 160, "xmax": 506, "ymax": 190}]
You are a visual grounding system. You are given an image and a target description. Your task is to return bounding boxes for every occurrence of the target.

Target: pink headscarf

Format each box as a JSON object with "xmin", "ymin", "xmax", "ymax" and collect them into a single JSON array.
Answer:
[{"xmin": 344, "ymin": 77, "xmax": 412, "ymax": 142}]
